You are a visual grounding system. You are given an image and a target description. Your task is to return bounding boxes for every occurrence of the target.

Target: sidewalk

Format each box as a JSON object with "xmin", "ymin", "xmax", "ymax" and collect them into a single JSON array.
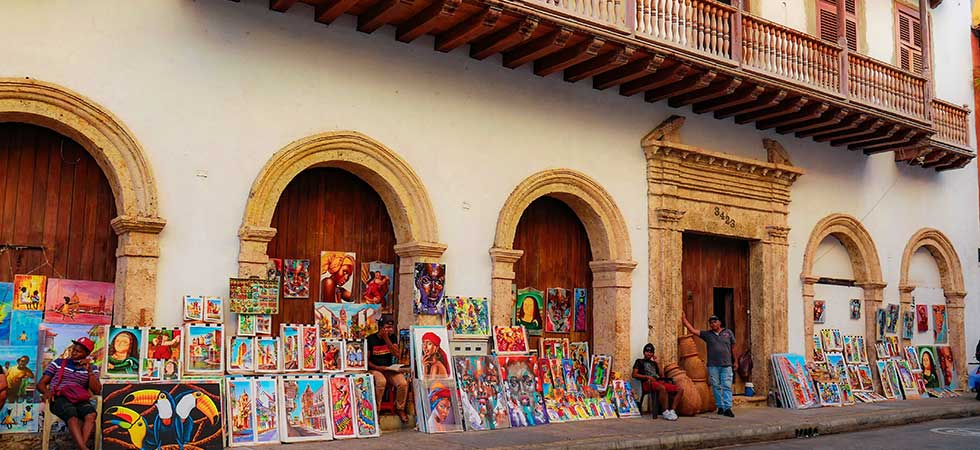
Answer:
[{"xmin": 273, "ymin": 397, "xmax": 980, "ymax": 450}]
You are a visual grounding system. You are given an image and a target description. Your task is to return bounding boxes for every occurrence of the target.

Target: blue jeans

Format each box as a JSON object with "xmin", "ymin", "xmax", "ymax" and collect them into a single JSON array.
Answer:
[{"xmin": 707, "ymin": 365, "xmax": 733, "ymax": 410}]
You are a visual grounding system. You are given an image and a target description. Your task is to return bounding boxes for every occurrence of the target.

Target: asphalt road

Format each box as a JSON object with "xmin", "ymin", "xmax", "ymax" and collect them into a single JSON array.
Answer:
[{"xmin": 713, "ymin": 416, "xmax": 980, "ymax": 450}]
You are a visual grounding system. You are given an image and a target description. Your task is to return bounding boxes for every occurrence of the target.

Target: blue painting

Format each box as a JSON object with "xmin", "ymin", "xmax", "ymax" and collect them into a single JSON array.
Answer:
[
  {"xmin": 9, "ymin": 311, "xmax": 42, "ymax": 346},
  {"xmin": 0, "ymin": 283, "xmax": 12, "ymax": 343}
]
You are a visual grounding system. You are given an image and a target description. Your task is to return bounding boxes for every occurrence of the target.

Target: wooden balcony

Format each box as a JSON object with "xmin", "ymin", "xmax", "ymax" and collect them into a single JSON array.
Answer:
[{"xmin": 248, "ymin": 0, "xmax": 974, "ymax": 170}]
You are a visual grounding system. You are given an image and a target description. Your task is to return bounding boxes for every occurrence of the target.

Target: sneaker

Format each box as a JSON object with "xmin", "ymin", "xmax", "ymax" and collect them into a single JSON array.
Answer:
[
  {"xmin": 665, "ymin": 410, "xmax": 678, "ymax": 421},
  {"xmin": 723, "ymin": 409, "xmax": 735, "ymax": 418},
  {"xmin": 717, "ymin": 409, "xmax": 725, "ymax": 415}
]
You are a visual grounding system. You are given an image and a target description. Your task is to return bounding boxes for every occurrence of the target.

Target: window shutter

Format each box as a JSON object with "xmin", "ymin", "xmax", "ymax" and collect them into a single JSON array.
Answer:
[
  {"xmin": 896, "ymin": 5, "xmax": 923, "ymax": 73},
  {"xmin": 817, "ymin": 0, "xmax": 858, "ymax": 51}
]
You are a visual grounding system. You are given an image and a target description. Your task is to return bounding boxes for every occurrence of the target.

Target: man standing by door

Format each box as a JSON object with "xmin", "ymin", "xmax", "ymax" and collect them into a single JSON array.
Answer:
[{"xmin": 682, "ymin": 312, "xmax": 737, "ymax": 417}]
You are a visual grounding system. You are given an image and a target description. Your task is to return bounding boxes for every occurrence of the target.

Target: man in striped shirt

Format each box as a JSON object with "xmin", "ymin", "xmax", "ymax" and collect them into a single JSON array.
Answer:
[{"xmin": 37, "ymin": 337, "xmax": 101, "ymax": 450}]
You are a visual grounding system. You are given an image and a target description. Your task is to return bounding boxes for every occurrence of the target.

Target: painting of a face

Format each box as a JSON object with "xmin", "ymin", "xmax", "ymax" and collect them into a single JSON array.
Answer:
[{"xmin": 413, "ymin": 263, "xmax": 446, "ymax": 315}]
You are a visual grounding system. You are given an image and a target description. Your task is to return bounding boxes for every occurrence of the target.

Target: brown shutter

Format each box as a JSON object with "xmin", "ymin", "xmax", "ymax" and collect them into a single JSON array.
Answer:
[
  {"xmin": 896, "ymin": 4, "xmax": 923, "ymax": 73},
  {"xmin": 817, "ymin": 0, "xmax": 859, "ymax": 51}
]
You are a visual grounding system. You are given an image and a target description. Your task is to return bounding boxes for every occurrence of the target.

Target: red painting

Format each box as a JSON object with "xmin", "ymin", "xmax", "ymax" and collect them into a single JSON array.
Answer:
[{"xmin": 44, "ymin": 279, "xmax": 114, "ymax": 325}]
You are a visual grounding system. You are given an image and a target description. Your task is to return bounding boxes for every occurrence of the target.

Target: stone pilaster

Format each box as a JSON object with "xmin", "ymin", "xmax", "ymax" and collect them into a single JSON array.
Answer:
[
  {"xmin": 111, "ymin": 215, "xmax": 167, "ymax": 326},
  {"xmin": 649, "ymin": 207, "xmax": 685, "ymax": 365},
  {"xmin": 801, "ymin": 276, "xmax": 820, "ymax": 359},
  {"xmin": 489, "ymin": 247, "xmax": 524, "ymax": 332},
  {"xmin": 394, "ymin": 241, "xmax": 448, "ymax": 329},
  {"xmin": 237, "ymin": 225, "xmax": 278, "ymax": 278},
  {"xmin": 945, "ymin": 291, "xmax": 968, "ymax": 389},
  {"xmin": 591, "ymin": 259, "xmax": 637, "ymax": 374},
  {"xmin": 859, "ymin": 280, "xmax": 887, "ymax": 390},
  {"xmin": 898, "ymin": 284, "xmax": 916, "ymax": 347}
]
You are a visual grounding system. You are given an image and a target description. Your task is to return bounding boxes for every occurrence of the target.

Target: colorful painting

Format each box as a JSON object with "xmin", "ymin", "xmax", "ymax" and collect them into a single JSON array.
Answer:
[
  {"xmin": 856, "ymin": 365, "xmax": 874, "ymax": 392},
  {"xmin": 101, "ymin": 381, "xmax": 222, "ymax": 450},
  {"xmin": 0, "ymin": 283, "xmax": 12, "ymax": 342},
  {"xmin": 281, "ymin": 324, "xmax": 301, "ymax": 372},
  {"xmin": 256, "ymin": 337, "xmax": 281, "ymax": 373},
  {"xmin": 314, "ymin": 302, "xmax": 380, "ymax": 340},
  {"xmin": 514, "ymin": 288, "xmax": 544, "ymax": 336},
  {"xmin": 540, "ymin": 338, "xmax": 569, "ymax": 360},
  {"xmin": 228, "ymin": 278, "xmax": 279, "ymax": 315},
  {"xmin": 544, "ymin": 288, "xmax": 571, "ymax": 333},
  {"xmin": 895, "ymin": 360, "xmax": 919, "ymax": 399},
  {"xmin": 227, "ymin": 377, "xmax": 257, "ymax": 447},
  {"xmin": 9, "ymin": 310, "xmax": 42, "ymax": 346},
  {"xmin": 811, "ymin": 334, "xmax": 825, "ymax": 363},
  {"xmin": 411, "ymin": 326, "xmax": 454, "ymax": 380},
  {"xmin": 105, "ymin": 326, "xmax": 142, "ymax": 379},
  {"xmin": 283, "ymin": 259, "xmax": 311, "ymax": 299},
  {"xmin": 254, "ymin": 377, "xmax": 280, "ymax": 443},
  {"xmin": 0, "ymin": 400, "xmax": 38, "ymax": 434},
  {"xmin": 898, "ymin": 309, "xmax": 912, "ymax": 339},
  {"xmin": 237, "ymin": 314, "xmax": 256, "ymax": 336},
  {"xmin": 183, "ymin": 324, "xmax": 223, "ymax": 375},
  {"xmin": 816, "ymin": 382, "xmax": 841, "ymax": 406},
  {"xmin": 881, "ymin": 360, "xmax": 904, "ymax": 399},
  {"xmin": 278, "ymin": 376, "xmax": 331, "ymax": 442},
  {"xmin": 321, "ymin": 339, "xmax": 345, "ymax": 373},
  {"xmin": 849, "ymin": 299, "xmax": 861, "ymax": 320},
  {"xmin": 611, "ymin": 380, "xmax": 640, "ymax": 417},
  {"xmin": 328, "ymin": 376, "xmax": 356, "ymax": 439},
  {"xmin": 360, "ymin": 261, "xmax": 394, "ymax": 312},
  {"xmin": 813, "ymin": 300, "xmax": 826, "ymax": 324},
  {"xmin": 572, "ymin": 288, "xmax": 587, "ymax": 332},
  {"xmin": 875, "ymin": 308, "xmax": 886, "ymax": 342},
  {"xmin": 885, "ymin": 304, "xmax": 899, "ymax": 334},
  {"xmin": 413, "ymin": 262, "xmax": 446, "ymax": 315},
  {"xmin": 227, "ymin": 336, "xmax": 255, "ymax": 373},
  {"xmin": 37, "ymin": 323, "xmax": 107, "ymax": 372},
  {"xmin": 916, "ymin": 304, "xmax": 928, "ymax": 332},
  {"xmin": 351, "ymin": 373, "xmax": 380, "ymax": 438},
  {"xmin": 266, "ymin": 258, "xmax": 283, "ymax": 282},
  {"xmin": 444, "ymin": 296, "xmax": 490, "ymax": 337},
  {"xmin": 588, "ymin": 354, "xmax": 612, "ymax": 391},
  {"xmin": 842, "ymin": 336, "xmax": 861, "ymax": 365},
  {"xmin": 493, "ymin": 325, "xmax": 529, "ymax": 356},
  {"xmin": 183, "ymin": 295, "xmax": 204, "ymax": 322},
  {"xmin": 140, "ymin": 327, "xmax": 181, "ymax": 382},
  {"xmin": 204, "ymin": 296, "xmax": 223, "ymax": 323},
  {"xmin": 345, "ymin": 340, "xmax": 367, "ymax": 372},
  {"xmin": 932, "ymin": 305, "xmax": 948, "ymax": 344},
  {"xmin": 569, "ymin": 342, "xmax": 589, "ymax": 366},
  {"xmin": 301, "ymin": 326, "xmax": 319, "ymax": 372},
  {"xmin": 935, "ymin": 345, "xmax": 956, "ymax": 389},
  {"xmin": 771, "ymin": 354, "xmax": 819, "ymax": 409},
  {"xmin": 320, "ymin": 251, "xmax": 357, "ymax": 303},
  {"xmin": 12, "ymin": 274, "xmax": 45, "ymax": 311},
  {"xmin": 453, "ymin": 355, "xmax": 510, "ymax": 431},
  {"xmin": 497, "ymin": 355, "xmax": 547, "ymax": 427},
  {"xmin": 819, "ymin": 328, "xmax": 843, "ymax": 352},
  {"xmin": 397, "ymin": 328, "xmax": 411, "ymax": 366},
  {"xmin": 0, "ymin": 345, "xmax": 39, "ymax": 406},
  {"xmin": 255, "ymin": 315, "xmax": 272, "ymax": 335},
  {"xmin": 44, "ymin": 279, "xmax": 114, "ymax": 325},
  {"xmin": 418, "ymin": 378, "xmax": 463, "ymax": 433},
  {"xmin": 904, "ymin": 345, "xmax": 921, "ymax": 371}
]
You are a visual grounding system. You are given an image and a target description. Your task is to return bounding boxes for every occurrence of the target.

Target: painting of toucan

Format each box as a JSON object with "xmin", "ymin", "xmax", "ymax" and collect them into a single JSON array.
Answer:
[{"xmin": 101, "ymin": 382, "xmax": 223, "ymax": 450}]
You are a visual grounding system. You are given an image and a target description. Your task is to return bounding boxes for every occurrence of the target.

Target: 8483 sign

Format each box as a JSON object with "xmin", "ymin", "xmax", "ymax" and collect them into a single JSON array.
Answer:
[{"xmin": 713, "ymin": 207, "xmax": 736, "ymax": 229}]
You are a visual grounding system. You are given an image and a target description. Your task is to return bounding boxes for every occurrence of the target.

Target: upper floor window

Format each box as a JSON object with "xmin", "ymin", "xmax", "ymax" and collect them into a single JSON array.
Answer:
[
  {"xmin": 817, "ymin": 0, "xmax": 858, "ymax": 52},
  {"xmin": 895, "ymin": 3, "xmax": 923, "ymax": 73}
]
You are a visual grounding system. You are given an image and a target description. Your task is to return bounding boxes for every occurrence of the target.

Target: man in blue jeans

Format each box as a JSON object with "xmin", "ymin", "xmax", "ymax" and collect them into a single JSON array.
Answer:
[{"xmin": 682, "ymin": 312, "xmax": 737, "ymax": 417}]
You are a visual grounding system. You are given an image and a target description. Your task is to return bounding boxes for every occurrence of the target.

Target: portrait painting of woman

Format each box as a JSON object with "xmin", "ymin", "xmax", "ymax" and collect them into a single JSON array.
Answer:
[
  {"xmin": 320, "ymin": 251, "xmax": 356, "ymax": 303},
  {"xmin": 106, "ymin": 327, "xmax": 141, "ymax": 377}
]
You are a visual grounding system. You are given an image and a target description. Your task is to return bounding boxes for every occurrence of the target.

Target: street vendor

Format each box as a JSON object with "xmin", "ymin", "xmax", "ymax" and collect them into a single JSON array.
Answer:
[{"xmin": 632, "ymin": 343, "xmax": 682, "ymax": 421}]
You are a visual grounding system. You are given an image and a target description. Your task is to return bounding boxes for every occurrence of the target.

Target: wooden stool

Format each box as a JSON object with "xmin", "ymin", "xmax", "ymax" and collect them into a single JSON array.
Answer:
[{"xmin": 41, "ymin": 396, "xmax": 102, "ymax": 450}]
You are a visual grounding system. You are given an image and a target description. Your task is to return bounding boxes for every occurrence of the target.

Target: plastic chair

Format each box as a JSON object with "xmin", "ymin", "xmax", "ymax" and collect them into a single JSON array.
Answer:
[
  {"xmin": 377, "ymin": 382, "xmax": 397, "ymax": 415},
  {"xmin": 41, "ymin": 396, "xmax": 102, "ymax": 450}
]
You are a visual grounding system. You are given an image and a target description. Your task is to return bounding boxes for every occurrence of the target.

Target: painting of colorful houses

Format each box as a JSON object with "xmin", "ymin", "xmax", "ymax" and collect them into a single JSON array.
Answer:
[
  {"xmin": 44, "ymin": 279, "xmax": 114, "ymax": 325},
  {"xmin": 314, "ymin": 303, "xmax": 380, "ymax": 340}
]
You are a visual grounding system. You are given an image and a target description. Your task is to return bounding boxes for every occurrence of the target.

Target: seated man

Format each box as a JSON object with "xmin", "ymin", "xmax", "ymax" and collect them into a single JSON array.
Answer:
[
  {"xmin": 367, "ymin": 318, "xmax": 410, "ymax": 423},
  {"xmin": 632, "ymin": 343, "xmax": 683, "ymax": 421},
  {"xmin": 37, "ymin": 337, "xmax": 101, "ymax": 450}
]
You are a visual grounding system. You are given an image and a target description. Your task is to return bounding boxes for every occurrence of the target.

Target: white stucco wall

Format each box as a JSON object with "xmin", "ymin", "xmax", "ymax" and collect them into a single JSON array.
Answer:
[{"xmin": 1, "ymin": 0, "xmax": 976, "ymax": 364}]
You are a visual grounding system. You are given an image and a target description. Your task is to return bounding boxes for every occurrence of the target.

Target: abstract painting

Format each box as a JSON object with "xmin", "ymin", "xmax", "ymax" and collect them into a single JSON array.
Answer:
[
  {"xmin": 281, "ymin": 324, "xmax": 302, "ymax": 372},
  {"xmin": 320, "ymin": 339, "xmax": 345, "ymax": 373},
  {"xmin": 283, "ymin": 259, "xmax": 311, "ymax": 299},
  {"xmin": 255, "ymin": 315, "xmax": 272, "ymax": 335},
  {"xmin": 360, "ymin": 261, "xmax": 394, "ymax": 312},
  {"xmin": 813, "ymin": 300, "xmax": 826, "ymax": 324},
  {"xmin": 849, "ymin": 299, "xmax": 861, "ymax": 320},
  {"xmin": 573, "ymin": 288, "xmax": 587, "ymax": 332},
  {"xmin": 514, "ymin": 288, "xmax": 544, "ymax": 336},
  {"xmin": 102, "ymin": 381, "xmax": 222, "ymax": 450},
  {"xmin": 314, "ymin": 302, "xmax": 380, "ymax": 340},
  {"xmin": 932, "ymin": 305, "xmax": 948, "ymax": 344},
  {"xmin": 105, "ymin": 326, "xmax": 142, "ymax": 380},
  {"xmin": 278, "ymin": 376, "xmax": 332, "ymax": 442},
  {"xmin": 266, "ymin": 258, "xmax": 283, "ymax": 282},
  {"xmin": 453, "ymin": 355, "xmax": 510, "ymax": 430},
  {"xmin": 936, "ymin": 345, "xmax": 956, "ymax": 389},
  {"xmin": 886, "ymin": 304, "xmax": 899, "ymax": 334},
  {"xmin": 140, "ymin": 327, "xmax": 181, "ymax": 382},
  {"xmin": 411, "ymin": 326, "xmax": 454, "ymax": 380},
  {"xmin": 227, "ymin": 336, "xmax": 255, "ymax": 374},
  {"xmin": 492, "ymin": 325, "xmax": 529, "ymax": 356},
  {"xmin": 183, "ymin": 295, "xmax": 204, "ymax": 322},
  {"xmin": 320, "ymin": 251, "xmax": 357, "ymax": 303},
  {"xmin": 228, "ymin": 278, "xmax": 279, "ymax": 315},
  {"xmin": 253, "ymin": 377, "xmax": 280, "ymax": 444},
  {"xmin": 328, "ymin": 375, "xmax": 356, "ymax": 439},
  {"xmin": 902, "ymin": 310, "xmax": 914, "ymax": 340},
  {"xmin": 204, "ymin": 296, "xmax": 223, "ymax": 324},
  {"xmin": 301, "ymin": 326, "xmax": 319, "ymax": 372},
  {"xmin": 44, "ymin": 279, "xmax": 114, "ymax": 325},
  {"xmin": 413, "ymin": 263, "xmax": 446, "ymax": 315},
  {"xmin": 916, "ymin": 304, "xmax": 928, "ymax": 332},
  {"xmin": 444, "ymin": 296, "xmax": 490, "ymax": 338},
  {"xmin": 12, "ymin": 274, "xmax": 45, "ymax": 311},
  {"xmin": 588, "ymin": 355, "xmax": 612, "ymax": 391},
  {"xmin": 540, "ymin": 338, "xmax": 568, "ymax": 360},
  {"xmin": 569, "ymin": 341, "xmax": 589, "ymax": 367},
  {"xmin": 256, "ymin": 337, "xmax": 281, "ymax": 373},
  {"xmin": 226, "ymin": 377, "xmax": 257, "ymax": 447},
  {"xmin": 351, "ymin": 373, "xmax": 380, "ymax": 438},
  {"xmin": 237, "ymin": 314, "xmax": 256, "ymax": 337},
  {"xmin": 545, "ymin": 288, "xmax": 571, "ymax": 333},
  {"xmin": 37, "ymin": 323, "xmax": 107, "ymax": 371},
  {"xmin": 497, "ymin": 355, "xmax": 547, "ymax": 427},
  {"xmin": 418, "ymin": 378, "xmax": 464, "ymax": 433},
  {"xmin": 345, "ymin": 339, "xmax": 367, "ymax": 372},
  {"xmin": 183, "ymin": 324, "xmax": 223, "ymax": 375}
]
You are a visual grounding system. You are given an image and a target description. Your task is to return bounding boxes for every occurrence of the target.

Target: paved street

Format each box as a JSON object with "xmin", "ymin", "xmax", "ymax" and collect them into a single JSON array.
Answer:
[{"xmin": 712, "ymin": 415, "xmax": 980, "ymax": 450}]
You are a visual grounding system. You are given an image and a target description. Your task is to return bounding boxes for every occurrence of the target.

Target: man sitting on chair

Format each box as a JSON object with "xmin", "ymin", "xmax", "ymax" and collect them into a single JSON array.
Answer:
[
  {"xmin": 37, "ymin": 337, "xmax": 101, "ymax": 450},
  {"xmin": 632, "ymin": 343, "xmax": 683, "ymax": 421}
]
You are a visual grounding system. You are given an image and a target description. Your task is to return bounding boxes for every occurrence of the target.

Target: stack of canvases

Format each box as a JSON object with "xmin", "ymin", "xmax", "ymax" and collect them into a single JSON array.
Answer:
[{"xmin": 913, "ymin": 303, "xmax": 961, "ymax": 398}]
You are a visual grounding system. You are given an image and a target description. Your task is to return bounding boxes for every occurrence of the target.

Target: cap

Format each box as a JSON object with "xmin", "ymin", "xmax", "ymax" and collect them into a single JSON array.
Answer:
[
  {"xmin": 708, "ymin": 315, "xmax": 721, "ymax": 322},
  {"xmin": 72, "ymin": 337, "xmax": 95, "ymax": 354},
  {"xmin": 380, "ymin": 316, "xmax": 395, "ymax": 326},
  {"xmin": 643, "ymin": 343, "xmax": 655, "ymax": 353}
]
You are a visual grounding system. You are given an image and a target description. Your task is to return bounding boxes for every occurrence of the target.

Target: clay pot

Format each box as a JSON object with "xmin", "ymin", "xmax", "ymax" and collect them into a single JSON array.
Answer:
[
  {"xmin": 663, "ymin": 363, "xmax": 701, "ymax": 416},
  {"xmin": 677, "ymin": 334, "xmax": 716, "ymax": 413}
]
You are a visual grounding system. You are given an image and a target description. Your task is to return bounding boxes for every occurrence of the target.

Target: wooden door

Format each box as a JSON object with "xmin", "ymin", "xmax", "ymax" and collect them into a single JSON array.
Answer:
[
  {"xmin": 0, "ymin": 123, "xmax": 117, "ymax": 283},
  {"xmin": 513, "ymin": 196, "xmax": 593, "ymax": 352},
  {"xmin": 681, "ymin": 233, "xmax": 750, "ymax": 379},
  {"xmin": 267, "ymin": 168, "xmax": 397, "ymax": 332}
]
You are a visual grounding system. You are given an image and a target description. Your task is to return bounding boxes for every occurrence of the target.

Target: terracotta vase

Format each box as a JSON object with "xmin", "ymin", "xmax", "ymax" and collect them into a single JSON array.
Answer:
[
  {"xmin": 678, "ymin": 334, "xmax": 716, "ymax": 413},
  {"xmin": 663, "ymin": 363, "xmax": 701, "ymax": 416}
]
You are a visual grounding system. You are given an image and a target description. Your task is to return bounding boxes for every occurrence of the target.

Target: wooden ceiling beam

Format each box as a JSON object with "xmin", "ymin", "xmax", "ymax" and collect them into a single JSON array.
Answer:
[
  {"xmin": 470, "ymin": 17, "xmax": 538, "ymax": 60},
  {"xmin": 921, "ymin": 151, "xmax": 954, "ymax": 167},
  {"xmin": 593, "ymin": 55, "xmax": 666, "ymax": 90},
  {"xmin": 534, "ymin": 37, "xmax": 605, "ymax": 77},
  {"xmin": 798, "ymin": 113, "xmax": 866, "ymax": 138},
  {"xmin": 358, "ymin": 0, "xmax": 415, "ymax": 34},
  {"xmin": 667, "ymin": 77, "xmax": 741, "ymax": 108},
  {"xmin": 854, "ymin": 129, "xmax": 918, "ymax": 153},
  {"xmin": 894, "ymin": 146, "xmax": 929, "ymax": 162},
  {"xmin": 646, "ymin": 70, "xmax": 717, "ymax": 103},
  {"xmin": 504, "ymin": 27, "xmax": 573, "ymax": 69},
  {"xmin": 692, "ymin": 85, "xmax": 763, "ymax": 114},
  {"xmin": 315, "ymin": 0, "xmax": 361, "ymax": 25},
  {"xmin": 714, "ymin": 89, "xmax": 786, "ymax": 119},
  {"xmin": 270, "ymin": 0, "xmax": 298, "ymax": 12},
  {"xmin": 813, "ymin": 119, "xmax": 884, "ymax": 143},
  {"xmin": 937, "ymin": 155, "xmax": 973, "ymax": 171},
  {"xmin": 619, "ymin": 63, "xmax": 692, "ymax": 97},
  {"xmin": 563, "ymin": 46, "xmax": 634, "ymax": 83},
  {"xmin": 756, "ymin": 102, "xmax": 829, "ymax": 131},
  {"xmin": 832, "ymin": 123, "xmax": 898, "ymax": 147},
  {"xmin": 397, "ymin": 0, "xmax": 462, "ymax": 43},
  {"xmin": 435, "ymin": 6, "xmax": 502, "ymax": 53},
  {"xmin": 734, "ymin": 97, "xmax": 806, "ymax": 125},
  {"xmin": 782, "ymin": 109, "xmax": 848, "ymax": 135}
]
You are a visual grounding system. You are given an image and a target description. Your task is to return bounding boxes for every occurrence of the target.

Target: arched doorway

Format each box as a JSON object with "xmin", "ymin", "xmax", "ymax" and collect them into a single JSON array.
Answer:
[{"xmin": 512, "ymin": 196, "xmax": 594, "ymax": 350}]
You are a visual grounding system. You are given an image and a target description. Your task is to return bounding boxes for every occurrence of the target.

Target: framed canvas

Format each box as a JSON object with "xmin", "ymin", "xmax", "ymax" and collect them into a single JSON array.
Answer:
[
  {"xmin": 344, "ymin": 339, "xmax": 367, "ymax": 372},
  {"xmin": 855, "ymin": 336, "xmax": 868, "ymax": 363},
  {"xmin": 842, "ymin": 336, "xmax": 861, "ymax": 365},
  {"xmin": 37, "ymin": 323, "xmax": 108, "ymax": 372},
  {"xmin": 588, "ymin": 354, "xmax": 612, "ymax": 391},
  {"xmin": 544, "ymin": 288, "xmax": 571, "ymax": 333},
  {"xmin": 904, "ymin": 345, "xmax": 921, "ymax": 370},
  {"xmin": 12, "ymin": 274, "xmax": 45, "ymax": 311},
  {"xmin": 319, "ymin": 251, "xmax": 357, "ymax": 303},
  {"xmin": 875, "ymin": 308, "xmax": 886, "ymax": 342},
  {"xmin": 314, "ymin": 302, "xmax": 380, "ymax": 340},
  {"xmin": 44, "ymin": 279, "xmax": 113, "ymax": 325},
  {"xmin": 228, "ymin": 278, "xmax": 279, "ymax": 315},
  {"xmin": 514, "ymin": 288, "xmax": 544, "ymax": 336},
  {"xmin": 569, "ymin": 341, "xmax": 589, "ymax": 367},
  {"xmin": 932, "ymin": 305, "xmax": 948, "ymax": 344},
  {"xmin": 572, "ymin": 288, "xmax": 588, "ymax": 332},
  {"xmin": 492, "ymin": 325, "xmax": 529, "ymax": 356},
  {"xmin": 278, "ymin": 375, "xmax": 332, "ymax": 442},
  {"xmin": 104, "ymin": 326, "xmax": 142, "ymax": 380},
  {"xmin": 301, "ymin": 325, "xmax": 319, "ymax": 372},
  {"xmin": 813, "ymin": 300, "xmax": 826, "ymax": 324},
  {"xmin": 328, "ymin": 375, "xmax": 356, "ymax": 439},
  {"xmin": 895, "ymin": 360, "xmax": 919, "ymax": 399},
  {"xmin": 255, "ymin": 315, "xmax": 272, "ymax": 335},
  {"xmin": 283, "ymin": 259, "xmax": 311, "ymax": 299},
  {"xmin": 360, "ymin": 261, "xmax": 394, "ymax": 313},
  {"xmin": 444, "ymin": 296, "xmax": 491, "ymax": 338},
  {"xmin": 254, "ymin": 377, "xmax": 281, "ymax": 444},
  {"xmin": 320, "ymin": 338, "xmax": 345, "ymax": 373},
  {"xmin": 452, "ymin": 355, "xmax": 511, "ymax": 431},
  {"xmin": 411, "ymin": 326, "xmax": 454, "ymax": 379},
  {"xmin": 226, "ymin": 377, "xmax": 257, "ymax": 447},
  {"xmin": 227, "ymin": 336, "xmax": 256, "ymax": 374},
  {"xmin": 540, "ymin": 338, "xmax": 567, "ymax": 360},
  {"xmin": 9, "ymin": 310, "xmax": 42, "ymax": 346},
  {"xmin": 611, "ymin": 379, "xmax": 640, "ymax": 417},
  {"xmin": 849, "ymin": 299, "xmax": 861, "ymax": 320},
  {"xmin": 101, "ymin": 381, "xmax": 222, "ymax": 450},
  {"xmin": 183, "ymin": 324, "xmax": 223, "ymax": 375},
  {"xmin": 497, "ymin": 355, "xmax": 548, "ymax": 427},
  {"xmin": 812, "ymin": 334, "xmax": 825, "ymax": 363},
  {"xmin": 237, "ymin": 314, "xmax": 256, "ymax": 336},
  {"xmin": 413, "ymin": 262, "xmax": 447, "ymax": 315},
  {"xmin": 266, "ymin": 258, "xmax": 283, "ymax": 282},
  {"xmin": 901, "ymin": 310, "xmax": 914, "ymax": 339},
  {"xmin": 816, "ymin": 382, "xmax": 842, "ymax": 406},
  {"xmin": 183, "ymin": 295, "xmax": 204, "ymax": 322},
  {"xmin": 875, "ymin": 361, "xmax": 896, "ymax": 399},
  {"xmin": 397, "ymin": 328, "xmax": 411, "ymax": 366},
  {"xmin": 935, "ymin": 345, "xmax": 956, "ymax": 389},
  {"xmin": 140, "ymin": 327, "xmax": 182, "ymax": 382},
  {"xmin": 418, "ymin": 378, "xmax": 464, "ymax": 433},
  {"xmin": 204, "ymin": 296, "xmax": 223, "ymax": 323},
  {"xmin": 0, "ymin": 345, "xmax": 40, "ymax": 432},
  {"xmin": 884, "ymin": 360, "xmax": 905, "ymax": 399},
  {"xmin": 856, "ymin": 365, "xmax": 874, "ymax": 391},
  {"xmin": 351, "ymin": 373, "xmax": 381, "ymax": 438},
  {"xmin": 916, "ymin": 304, "xmax": 928, "ymax": 332},
  {"xmin": 281, "ymin": 324, "xmax": 302, "ymax": 372},
  {"xmin": 885, "ymin": 304, "xmax": 900, "ymax": 334},
  {"xmin": 256, "ymin": 337, "xmax": 281, "ymax": 373}
]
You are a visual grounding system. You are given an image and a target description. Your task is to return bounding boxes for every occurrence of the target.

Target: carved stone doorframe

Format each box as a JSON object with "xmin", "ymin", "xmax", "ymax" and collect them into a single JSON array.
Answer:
[{"xmin": 642, "ymin": 117, "xmax": 803, "ymax": 393}]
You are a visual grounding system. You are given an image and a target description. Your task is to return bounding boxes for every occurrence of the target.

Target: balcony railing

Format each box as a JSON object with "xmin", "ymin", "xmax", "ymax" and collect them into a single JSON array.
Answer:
[
  {"xmin": 528, "ymin": 0, "xmax": 628, "ymax": 31},
  {"xmin": 847, "ymin": 53, "xmax": 928, "ymax": 121},
  {"xmin": 931, "ymin": 99, "xmax": 970, "ymax": 147},
  {"xmin": 634, "ymin": 0, "xmax": 736, "ymax": 60}
]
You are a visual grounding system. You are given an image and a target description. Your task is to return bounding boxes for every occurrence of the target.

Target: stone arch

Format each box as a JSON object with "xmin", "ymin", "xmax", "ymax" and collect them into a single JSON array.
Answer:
[
  {"xmin": 800, "ymin": 213, "xmax": 885, "ymax": 362},
  {"xmin": 899, "ymin": 228, "xmax": 967, "ymax": 388},
  {"xmin": 490, "ymin": 169, "xmax": 636, "ymax": 371},
  {"xmin": 237, "ymin": 131, "xmax": 445, "ymax": 328},
  {"xmin": 0, "ymin": 78, "xmax": 165, "ymax": 325}
]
